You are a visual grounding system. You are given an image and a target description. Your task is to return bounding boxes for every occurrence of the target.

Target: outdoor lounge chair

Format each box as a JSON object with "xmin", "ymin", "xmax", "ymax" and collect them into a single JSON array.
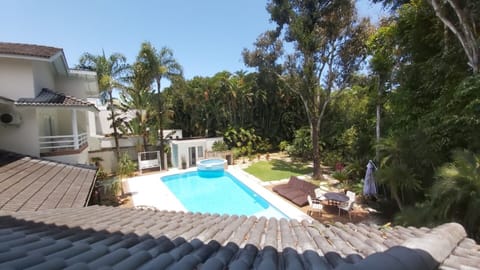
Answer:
[
  {"xmin": 338, "ymin": 191, "xmax": 355, "ymax": 220},
  {"xmin": 307, "ymin": 195, "xmax": 323, "ymax": 217},
  {"xmin": 272, "ymin": 176, "xmax": 317, "ymax": 206}
]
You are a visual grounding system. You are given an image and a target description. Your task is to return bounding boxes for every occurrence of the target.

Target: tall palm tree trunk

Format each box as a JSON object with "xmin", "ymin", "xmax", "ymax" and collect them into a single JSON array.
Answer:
[
  {"xmin": 376, "ymin": 77, "xmax": 383, "ymax": 162},
  {"xmin": 109, "ymin": 91, "xmax": 120, "ymax": 159},
  {"xmin": 157, "ymin": 80, "xmax": 166, "ymax": 170}
]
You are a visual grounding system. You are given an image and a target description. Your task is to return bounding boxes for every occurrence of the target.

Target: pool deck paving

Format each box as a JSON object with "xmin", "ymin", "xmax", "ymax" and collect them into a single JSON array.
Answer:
[{"xmin": 125, "ymin": 165, "xmax": 312, "ymax": 221}]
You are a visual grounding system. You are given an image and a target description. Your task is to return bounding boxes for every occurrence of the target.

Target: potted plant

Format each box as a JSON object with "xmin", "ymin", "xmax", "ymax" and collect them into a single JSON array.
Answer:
[{"xmin": 181, "ymin": 156, "xmax": 187, "ymax": 169}]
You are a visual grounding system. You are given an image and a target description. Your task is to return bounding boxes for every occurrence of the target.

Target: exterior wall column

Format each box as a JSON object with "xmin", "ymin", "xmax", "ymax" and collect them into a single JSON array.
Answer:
[{"xmin": 72, "ymin": 109, "xmax": 79, "ymax": 149}]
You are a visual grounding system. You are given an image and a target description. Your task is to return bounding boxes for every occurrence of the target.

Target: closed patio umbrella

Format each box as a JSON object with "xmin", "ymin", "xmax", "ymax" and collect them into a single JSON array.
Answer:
[{"xmin": 363, "ymin": 160, "xmax": 377, "ymax": 196}]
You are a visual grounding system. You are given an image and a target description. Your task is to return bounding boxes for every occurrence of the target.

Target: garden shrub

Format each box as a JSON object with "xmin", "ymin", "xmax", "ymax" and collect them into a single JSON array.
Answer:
[
  {"xmin": 286, "ymin": 127, "xmax": 313, "ymax": 160},
  {"xmin": 321, "ymin": 151, "xmax": 343, "ymax": 168},
  {"xmin": 212, "ymin": 141, "xmax": 228, "ymax": 151},
  {"xmin": 118, "ymin": 152, "xmax": 136, "ymax": 180},
  {"xmin": 279, "ymin": 140, "xmax": 290, "ymax": 151},
  {"xmin": 332, "ymin": 170, "xmax": 349, "ymax": 181}
]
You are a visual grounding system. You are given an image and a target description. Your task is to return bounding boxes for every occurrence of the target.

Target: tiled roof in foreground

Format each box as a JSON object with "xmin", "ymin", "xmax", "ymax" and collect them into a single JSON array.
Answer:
[
  {"xmin": 0, "ymin": 42, "xmax": 62, "ymax": 59},
  {"xmin": 0, "ymin": 150, "xmax": 97, "ymax": 212},
  {"xmin": 15, "ymin": 88, "xmax": 97, "ymax": 109},
  {"xmin": 0, "ymin": 206, "xmax": 478, "ymax": 269}
]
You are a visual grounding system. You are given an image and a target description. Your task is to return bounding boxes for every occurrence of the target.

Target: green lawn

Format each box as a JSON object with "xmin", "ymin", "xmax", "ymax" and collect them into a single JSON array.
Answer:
[{"xmin": 244, "ymin": 159, "xmax": 312, "ymax": 181}]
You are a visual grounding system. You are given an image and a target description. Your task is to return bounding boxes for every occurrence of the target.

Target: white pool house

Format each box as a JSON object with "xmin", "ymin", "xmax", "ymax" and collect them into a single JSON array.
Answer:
[{"xmin": 169, "ymin": 137, "xmax": 223, "ymax": 169}]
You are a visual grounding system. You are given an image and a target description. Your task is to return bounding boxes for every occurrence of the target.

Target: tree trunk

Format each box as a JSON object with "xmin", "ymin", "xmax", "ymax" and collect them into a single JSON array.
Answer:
[
  {"xmin": 156, "ymin": 78, "xmax": 167, "ymax": 170},
  {"xmin": 392, "ymin": 189, "xmax": 403, "ymax": 211},
  {"xmin": 109, "ymin": 90, "xmax": 120, "ymax": 159},
  {"xmin": 142, "ymin": 133, "xmax": 148, "ymax": 152},
  {"xmin": 376, "ymin": 104, "xmax": 381, "ymax": 161},
  {"xmin": 159, "ymin": 120, "xmax": 166, "ymax": 170},
  {"xmin": 376, "ymin": 77, "xmax": 383, "ymax": 162},
  {"xmin": 311, "ymin": 119, "xmax": 322, "ymax": 179}
]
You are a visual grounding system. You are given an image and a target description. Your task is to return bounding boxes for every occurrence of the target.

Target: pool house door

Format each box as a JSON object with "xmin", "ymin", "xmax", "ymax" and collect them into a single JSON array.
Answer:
[{"xmin": 188, "ymin": 147, "xmax": 196, "ymax": 166}]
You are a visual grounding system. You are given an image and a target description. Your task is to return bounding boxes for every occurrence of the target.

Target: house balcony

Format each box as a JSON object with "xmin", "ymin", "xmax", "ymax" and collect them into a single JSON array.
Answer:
[{"xmin": 39, "ymin": 132, "xmax": 88, "ymax": 157}]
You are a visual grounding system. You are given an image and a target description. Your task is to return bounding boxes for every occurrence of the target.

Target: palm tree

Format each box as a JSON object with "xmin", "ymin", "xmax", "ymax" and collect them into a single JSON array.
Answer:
[
  {"xmin": 135, "ymin": 42, "xmax": 183, "ymax": 170},
  {"xmin": 430, "ymin": 149, "xmax": 480, "ymax": 235},
  {"xmin": 376, "ymin": 136, "xmax": 421, "ymax": 210},
  {"xmin": 120, "ymin": 87, "xmax": 155, "ymax": 151},
  {"xmin": 78, "ymin": 51, "xmax": 129, "ymax": 159}
]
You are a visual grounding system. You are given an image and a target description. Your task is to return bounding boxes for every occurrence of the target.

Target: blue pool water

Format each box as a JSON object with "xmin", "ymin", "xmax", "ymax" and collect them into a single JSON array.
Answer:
[{"xmin": 161, "ymin": 171, "xmax": 288, "ymax": 219}]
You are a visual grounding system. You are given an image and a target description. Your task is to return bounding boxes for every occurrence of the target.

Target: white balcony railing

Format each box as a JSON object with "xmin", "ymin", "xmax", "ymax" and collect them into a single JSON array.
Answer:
[{"xmin": 39, "ymin": 132, "xmax": 88, "ymax": 152}]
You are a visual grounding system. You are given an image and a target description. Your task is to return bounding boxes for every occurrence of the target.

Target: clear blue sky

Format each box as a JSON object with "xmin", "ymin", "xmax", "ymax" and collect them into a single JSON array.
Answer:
[{"xmin": 2, "ymin": 0, "xmax": 385, "ymax": 80}]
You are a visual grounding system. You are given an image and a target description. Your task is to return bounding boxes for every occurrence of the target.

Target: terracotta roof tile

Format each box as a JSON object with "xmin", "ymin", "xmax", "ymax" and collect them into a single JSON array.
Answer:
[
  {"xmin": 0, "ymin": 42, "xmax": 62, "ymax": 59},
  {"xmin": 0, "ymin": 206, "xmax": 478, "ymax": 269},
  {"xmin": 0, "ymin": 150, "xmax": 97, "ymax": 212},
  {"xmin": 15, "ymin": 88, "xmax": 97, "ymax": 109}
]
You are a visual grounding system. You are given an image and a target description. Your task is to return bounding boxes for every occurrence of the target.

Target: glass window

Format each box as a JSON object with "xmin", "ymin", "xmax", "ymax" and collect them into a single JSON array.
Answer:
[{"xmin": 197, "ymin": 146, "xmax": 204, "ymax": 158}]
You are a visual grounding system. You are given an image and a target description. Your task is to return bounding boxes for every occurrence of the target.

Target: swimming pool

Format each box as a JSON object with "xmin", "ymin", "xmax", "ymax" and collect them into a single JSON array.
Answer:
[{"xmin": 161, "ymin": 171, "xmax": 288, "ymax": 219}]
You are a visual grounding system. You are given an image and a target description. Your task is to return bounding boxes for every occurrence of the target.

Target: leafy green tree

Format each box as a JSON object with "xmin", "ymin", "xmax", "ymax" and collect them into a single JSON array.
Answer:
[
  {"xmin": 384, "ymin": 0, "xmax": 474, "ymax": 176},
  {"xmin": 374, "ymin": 0, "xmax": 479, "ymax": 73},
  {"xmin": 322, "ymin": 84, "xmax": 374, "ymax": 162},
  {"xmin": 78, "ymin": 51, "xmax": 129, "ymax": 159},
  {"xmin": 285, "ymin": 127, "xmax": 314, "ymax": 160},
  {"xmin": 134, "ymin": 42, "xmax": 183, "ymax": 169},
  {"xmin": 223, "ymin": 126, "xmax": 270, "ymax": 156},
  {"xmin": 167, "ymin": 75, "xmax": 214, "ymax": 137},
  {"xmin": 244, "ymin": 0, "xmax": 373, "ymax": 179},
  {"xmin": 426, "ymin": 0, "xmax": 479, "ymax": 73},
  {"xmin": 367, "ymin": 18, "xmax": 398, "ymax": 161}
]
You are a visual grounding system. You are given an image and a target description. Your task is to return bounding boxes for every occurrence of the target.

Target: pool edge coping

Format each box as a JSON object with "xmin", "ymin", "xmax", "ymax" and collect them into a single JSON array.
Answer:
[{"xmin": 126, "ymin": 166, "xmax": 313, "ymax": 222}]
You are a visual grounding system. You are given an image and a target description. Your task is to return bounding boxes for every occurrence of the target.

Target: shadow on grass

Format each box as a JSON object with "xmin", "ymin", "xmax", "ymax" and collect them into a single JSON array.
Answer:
[{"xmin": 270, "ymin": 159, "xmax": 312, "ymax": 175}]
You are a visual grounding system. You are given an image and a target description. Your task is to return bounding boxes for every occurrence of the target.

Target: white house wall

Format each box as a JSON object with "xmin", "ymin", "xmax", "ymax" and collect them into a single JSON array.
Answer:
[
  {"xmin": 46, "ymin": 148, "xmax": 89, "ymax": 165},
  {"xmin": 0, "ymin": 58, "xmax": 34, "ymax": 100},
  {"xmin": 56, "ymin": 71, "xmax": 98, "ymax": 98},
  {"xmin": 32, "ymin": 62, "xmax": 55, "ymax": 94},
  {"xmin": 0, "ymin": 107, "xmax": 39, "ymax": 157},
  {"xmin": 37, "ymin": 109, "xmax": 58, "ymax": 136},
  {"xmin": 97, "ymin": 109, "xmax": 113, "ymax": 135},
  {"xmin": 87, "ymin": 111, "xmax": 97, "ymax": 136},
  {"xmin": 57, "ymin": 109, "xmax": 73, "ymax": 134},
  {"xmin": 98, "ymin": 136, "xmax": 144, "ymax": 149},
  {"xmin": 38, "ymin": 108, "xmax": 88, "ymax": 135}
]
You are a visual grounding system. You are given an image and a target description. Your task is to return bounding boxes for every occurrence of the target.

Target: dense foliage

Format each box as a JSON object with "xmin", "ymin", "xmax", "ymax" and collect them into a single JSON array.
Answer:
[
  {"xmin": 164, "ymin": 71, "xmax": 307, "ymax": 144},
  {"xmin": 365, "ymin": 0, "xmax": 480, "ymax": 239}
]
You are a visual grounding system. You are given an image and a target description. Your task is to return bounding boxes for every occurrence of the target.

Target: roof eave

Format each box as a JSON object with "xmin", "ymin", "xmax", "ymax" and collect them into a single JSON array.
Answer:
[
  {"xmin": 50, "ymin": 51, "xmax": 69, "ymax": 76},
  {"xmin": 0, "ymin": 96, "xmax": 15, "ymax": 103},
  {"xmin": 0, "ymin": 53, "xmax": 53, "ymax": 62},
  {"xmin": 14, "ymin": 104, "xmax": 99, "ymax": 112},
  {"xmin": 0, "ymin": 50, "xmax": 69, "ymax": 76}
]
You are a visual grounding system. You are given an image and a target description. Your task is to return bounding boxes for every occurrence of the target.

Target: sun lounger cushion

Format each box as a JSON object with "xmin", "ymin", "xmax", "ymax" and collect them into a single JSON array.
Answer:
[{"xmin": 272, "ymin": 176, "xmax": 317, "ymax": 206}]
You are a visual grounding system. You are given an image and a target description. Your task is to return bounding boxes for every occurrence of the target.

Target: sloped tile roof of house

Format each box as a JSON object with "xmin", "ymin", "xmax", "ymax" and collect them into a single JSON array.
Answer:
[
  {"xmin": 0, "ymin": 42, "xmax": 62, "ymax": 59},
  {"xmin": 0, "ymin": 150, "xmax": 97, "ymax": 212},
  {"xmin": 15, "ymin": 88, "xmax": 97, "ymax": 109},
  {"xmin": 0, "ymin": 206, "xmax": 478, "ymax": 269}
]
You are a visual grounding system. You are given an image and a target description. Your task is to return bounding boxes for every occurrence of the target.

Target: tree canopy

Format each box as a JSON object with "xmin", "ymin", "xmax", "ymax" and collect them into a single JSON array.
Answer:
[{"xmin": 244, "ymin": 0, "xmax": 373, "ymax": 179}]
